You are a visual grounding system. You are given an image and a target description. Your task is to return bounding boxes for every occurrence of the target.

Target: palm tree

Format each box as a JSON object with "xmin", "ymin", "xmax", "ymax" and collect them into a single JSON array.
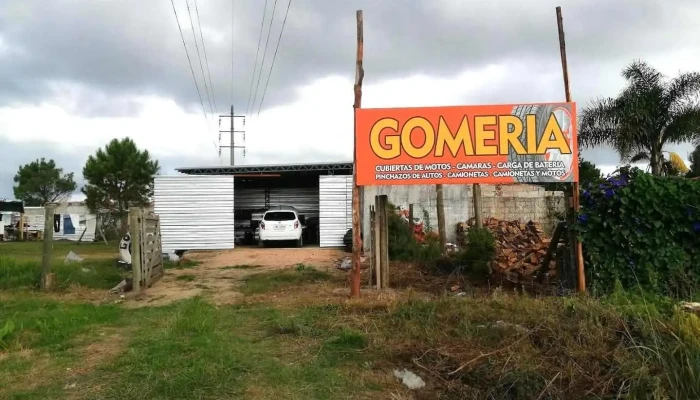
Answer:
[
  {"xmin": 631, "ymin": 151, "xmax": 689, "ymax": 176},
  {"xmin": 580, "ymin": 60, "xmax": 700, "ymax": 175}
]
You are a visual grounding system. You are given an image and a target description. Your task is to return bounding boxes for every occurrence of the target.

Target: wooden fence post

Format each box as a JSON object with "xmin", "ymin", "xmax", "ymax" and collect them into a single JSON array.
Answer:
[
  {"xmin": 129, "ymin": 207, "xmax": 142, "ymax": 292},
  {"xmin": 369, "ymin": 205, "xmax": 375, "ymax": 288},
  {"xmin": 41, "ymin": 204, "xmax": 56, "ymax": 290},
  {"xmin": 408, "ymin": 204, "xmax": 414, "ymax": 236},
  {"xmin": 18, "ymin": 213, "xmax": 24, "ymax": 241},
  {"xmin": 374, "ymin": 196, "xmax": 382, "ymax": 289},
  {"xmin": 473, "ymin": 184, "xmax": 483, "ymax": 228},
  {"xmin": 436, "ymin": 184, "xmax": 447, "ymax": 253},
  {"xmin": 378, "ymin": 195, "xmax": 389, "ymax": 288}
]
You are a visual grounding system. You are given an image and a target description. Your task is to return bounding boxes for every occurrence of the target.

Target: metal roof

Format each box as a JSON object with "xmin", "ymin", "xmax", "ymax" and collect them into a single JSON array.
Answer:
[{"xmin": 176, "ymin": 161, "xmax": 353, "ymax": 175}]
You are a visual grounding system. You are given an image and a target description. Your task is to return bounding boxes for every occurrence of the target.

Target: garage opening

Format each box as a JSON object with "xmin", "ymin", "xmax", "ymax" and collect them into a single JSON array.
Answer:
[
  {"xmin": 175, "ymin": 162, "xmax": 353, "ymax": 249},
  {"xmin": 234, "ymin": 174, "xmax": 319, "ymax": 246}
]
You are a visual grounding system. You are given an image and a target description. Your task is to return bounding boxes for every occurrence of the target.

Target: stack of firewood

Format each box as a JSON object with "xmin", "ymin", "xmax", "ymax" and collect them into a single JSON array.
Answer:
[{"xmin": 457, "ymin": 217, "xmax": 555, "ymax": 281}]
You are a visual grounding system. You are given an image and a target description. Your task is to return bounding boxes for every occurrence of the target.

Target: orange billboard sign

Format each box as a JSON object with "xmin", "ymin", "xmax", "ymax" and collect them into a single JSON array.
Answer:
[{"xmin": 355, "ymin": 102, "xmax": 578, "ymax": 186}]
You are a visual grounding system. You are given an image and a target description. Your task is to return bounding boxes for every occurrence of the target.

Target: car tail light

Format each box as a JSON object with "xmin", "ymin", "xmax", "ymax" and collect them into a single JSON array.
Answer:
[
  {"xmin": 260, "ymin": 222, "xmax": 265, "ymax": 230},
  {"xmin": 294, "ymin": 221, "xmax": 299, "ymax": 229}
]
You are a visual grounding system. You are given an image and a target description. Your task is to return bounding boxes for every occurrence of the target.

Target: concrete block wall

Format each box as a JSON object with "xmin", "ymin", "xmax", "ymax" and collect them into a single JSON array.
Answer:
[{"xmin": 361, "ymin": 184, "xmax": 566, "ymax": 249}]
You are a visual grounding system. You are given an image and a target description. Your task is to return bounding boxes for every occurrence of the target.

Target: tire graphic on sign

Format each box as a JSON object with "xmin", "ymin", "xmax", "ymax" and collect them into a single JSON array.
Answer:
[{"xmin": 507, "ymin": 104, "xmax": 575, "ymax": 183}]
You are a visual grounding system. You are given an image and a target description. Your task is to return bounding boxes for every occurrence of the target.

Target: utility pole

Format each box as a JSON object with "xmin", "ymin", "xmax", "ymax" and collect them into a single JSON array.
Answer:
[{"xmin": 219, "ymin": 105, "xmax": 247, "ymax": 165}]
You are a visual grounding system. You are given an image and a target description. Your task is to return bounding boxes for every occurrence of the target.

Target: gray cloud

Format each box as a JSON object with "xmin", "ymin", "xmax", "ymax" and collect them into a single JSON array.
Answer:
[
  {"xmin": 2, "ymin": 0, "xmax": 700, "ymax": 197},
  {"xmin": 1, "ymin": 0, "xmax": 699, "ymax": 117}
]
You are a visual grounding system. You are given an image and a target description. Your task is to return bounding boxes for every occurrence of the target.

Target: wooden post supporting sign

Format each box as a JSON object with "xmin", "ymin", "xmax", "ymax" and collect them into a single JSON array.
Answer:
[
  {"xmin": 555, "ymin": 6, "xmax": 585, "ymax": 293},
  {"xmin": 350, "ymin": 9, "xmax": 364, "ymax": 298}
]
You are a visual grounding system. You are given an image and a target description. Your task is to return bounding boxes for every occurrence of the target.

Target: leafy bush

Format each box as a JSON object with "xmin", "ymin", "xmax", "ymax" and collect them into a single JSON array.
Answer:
[
  {"xmin": 573, "ymin": 168, "xmax": 700, "ymax": 297},
  {"xmin": 453, "ymin": 227, "xmax": 496, "ymax": 278},
  {"xmin": 386, "ymin": 203, "xmax": 441, "ymax": 264}
]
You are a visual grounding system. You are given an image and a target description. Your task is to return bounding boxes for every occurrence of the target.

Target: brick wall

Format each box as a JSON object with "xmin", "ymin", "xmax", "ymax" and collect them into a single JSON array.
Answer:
[{"xmin": 478, "ymin": 184, "xmax": 566, "ymax": 234}]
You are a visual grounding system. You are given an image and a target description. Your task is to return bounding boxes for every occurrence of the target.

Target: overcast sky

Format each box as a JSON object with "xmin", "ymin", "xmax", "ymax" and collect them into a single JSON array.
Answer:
[{"xmin": 1, "ymin": 0, "xmax": 699, "ymax": 199}]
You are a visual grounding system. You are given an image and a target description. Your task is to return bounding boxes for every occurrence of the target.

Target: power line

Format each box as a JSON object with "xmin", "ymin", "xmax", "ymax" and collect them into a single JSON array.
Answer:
[
  {"xmin": 250, "ymin": 0, "xmax": 279, "ymax": 117},
  {"xmin": 185, "ymin": 0, "xmax": 214, "ymax": 116},
  {"xmin": 244, "ymin": 0, "xmax": 269, "ymax": 117},
  {"xmin": 257, "ymin": 0, "xmax": 292, "ymax": 116},
  {"xmin": 170, "ymin": 0, "xmax": 210, "ymax": 132},
  {"xmin": 194, "ymin": 0, "xmax": 218, "ymax": 114}
]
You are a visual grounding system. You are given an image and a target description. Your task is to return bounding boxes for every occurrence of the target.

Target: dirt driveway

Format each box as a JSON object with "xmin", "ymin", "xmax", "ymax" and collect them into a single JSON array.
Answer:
[{"xmin": 124, "ymin": 247, "xmax": 346, "ymax": 308}]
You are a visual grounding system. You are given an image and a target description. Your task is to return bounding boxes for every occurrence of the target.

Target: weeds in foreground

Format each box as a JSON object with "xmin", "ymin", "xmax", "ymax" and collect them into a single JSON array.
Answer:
[
  {"xmin": 163, "ymin": 259, "xmax": 201, "ymax": 270},
  {"xmin": 241, "ymin": 265, "xmax": 332, "ymax": 295},
  {"xmin": 220, "ymin": 265, "xmax": 261, "ymax": 270},
  {"xmin": 176, "ymin": 274, "xmax": 196, "ymax": 282},
  {"xmin": 1, "ymin": 261, "xmax": 700, "ymax": 399}
]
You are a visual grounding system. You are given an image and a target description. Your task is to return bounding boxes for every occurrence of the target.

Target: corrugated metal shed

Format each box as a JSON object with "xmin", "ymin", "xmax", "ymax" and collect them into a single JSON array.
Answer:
[
  {"xmin": 319, "ymin": 175, "xmax": 353, "ymax": 247},
  {"xmin": 154, "ymin": 175, "xmax": 235, "ymax": 253}
]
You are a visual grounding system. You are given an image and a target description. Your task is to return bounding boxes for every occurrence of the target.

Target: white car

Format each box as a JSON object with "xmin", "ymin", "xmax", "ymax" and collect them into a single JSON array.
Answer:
[{"xmin": 258, "ymin": 206, "xmax": 304, "ymax": 248}]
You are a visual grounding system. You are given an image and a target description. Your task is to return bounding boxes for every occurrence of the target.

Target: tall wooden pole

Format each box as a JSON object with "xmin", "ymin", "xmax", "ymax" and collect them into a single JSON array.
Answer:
[
  {"xmin": 350, "ymin": 10, "xmax": 364, "ymax": 298},
  {"xmin": 41, "ymin": 204, "xmax": 56, "ymax": 290},
  {"xmin": 556, "ymin": 6, "xmax": 585, "ymax": 293}
]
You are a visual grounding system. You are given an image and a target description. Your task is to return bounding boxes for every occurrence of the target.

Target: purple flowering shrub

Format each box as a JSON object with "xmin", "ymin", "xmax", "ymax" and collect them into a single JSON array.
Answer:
[{"xmin": 573, "ymin": 167, "xmax": 700, "ymax": 297}]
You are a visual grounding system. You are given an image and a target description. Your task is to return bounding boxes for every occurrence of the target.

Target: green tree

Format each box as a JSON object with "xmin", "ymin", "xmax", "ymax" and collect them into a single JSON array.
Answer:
[
  {"xmin": 688, "ymin": 145, "xmax": 700, "ymax": 178},
  {"xmin": 13, "ymin": 158, "xmax": 77, "ymax": 206},
  {"xmin": 578, "ymin": 159, "xmax": 603, "ymax": 186},
  {"xmin": 82, "ymin": 138, "xmax": 159, "ymax": 233},
  {"xmin": 580, "ymin": 60, "xmax": 700, "ymax": 175},
  {"xmin": 543, "ymin": 158, "xmax": 602, "ymax": 191}
]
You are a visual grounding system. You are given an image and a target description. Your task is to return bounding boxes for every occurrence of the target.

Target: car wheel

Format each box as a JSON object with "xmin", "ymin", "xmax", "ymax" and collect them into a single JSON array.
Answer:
[
  {"xmin": 296, "ymin": 236, "xmax": 303, "ymax": 248},
  {"xmin": 258, "ymin": 240, "xmax": 265, "ymax": 248}
]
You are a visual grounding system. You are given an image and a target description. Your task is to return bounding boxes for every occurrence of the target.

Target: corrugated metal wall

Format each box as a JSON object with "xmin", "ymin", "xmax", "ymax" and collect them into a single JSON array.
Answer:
[
  {"xmin": 319, "ymin": 175, "xmax": 352, "ymax": 247},
  {"xmin": 154, "ymin": 175, "xmax": 235, "ymax": 253},
  {"xmin": 269, "ymin": 187, "xmax": 319, "ymax": 219}
]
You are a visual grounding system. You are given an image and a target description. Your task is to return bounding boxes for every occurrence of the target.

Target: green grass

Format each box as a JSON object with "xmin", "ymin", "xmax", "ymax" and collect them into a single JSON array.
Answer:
[
  {"xmin": 175, "ymin": 274, "xmax": 196, "ymax": 282},
  {"xmin": 0, "ymin": 241, "xmax": 118, "ymax": 262},
  {"xmin": 2, "ymin": 259, "xmax": 700, "ymax": 399},
  {"xmin": 220, "ymin": 264, "xmax": 262, "ymax": 270},
  {"xmin": 0, "ymin": 296, "xmax": 123, "ymax": 352},
  {"xmin": 0, "ymin": 256, "xmax": 125, "ymax": 291},
  {"xmin": 2, "ymin": 293, "xmax": 700, "ymax": 399},
  {"xmin": 240, "ymin": 265, "xmax": 332, "ymax": 295},
  {"xmin": 0, "ymin": 240, "xmax": 125, "ymax": 291},
  {"xmin": 0, "ymin": 297, "xmax": 380, "ymax": 399}
]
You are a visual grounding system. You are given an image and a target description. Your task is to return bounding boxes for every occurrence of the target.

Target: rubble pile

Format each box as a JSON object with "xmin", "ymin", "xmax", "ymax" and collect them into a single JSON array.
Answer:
[{"xmin": 457, "ymin": 217, "xmax": 555, "ymax": 281}]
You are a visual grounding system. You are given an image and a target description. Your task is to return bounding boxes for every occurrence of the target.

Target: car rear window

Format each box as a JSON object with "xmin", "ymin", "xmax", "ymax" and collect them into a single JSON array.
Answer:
[{"xmin": 264, "ymin": 211, "xmax": 296, "ymax": 221}]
